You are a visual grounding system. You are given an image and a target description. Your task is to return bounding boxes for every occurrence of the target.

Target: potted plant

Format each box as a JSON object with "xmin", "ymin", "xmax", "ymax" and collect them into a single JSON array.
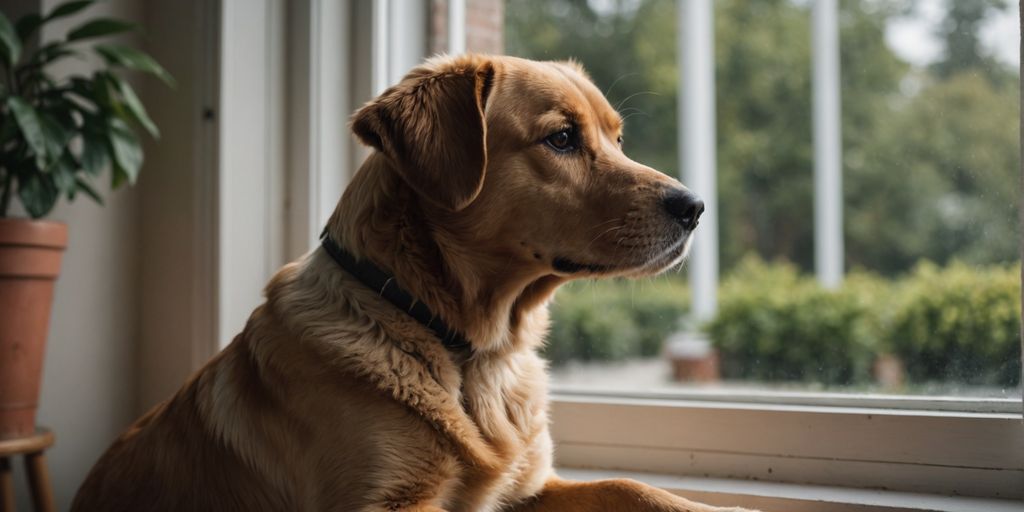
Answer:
[{"xmin": 0, "ymin": 0, "xmax": 171, "ymax": 439}]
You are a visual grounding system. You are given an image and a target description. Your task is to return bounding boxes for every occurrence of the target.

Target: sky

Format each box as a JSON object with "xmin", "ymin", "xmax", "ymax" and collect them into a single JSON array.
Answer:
[
  {"xmin": 586, "ymin": 0, "xmax": 1021, "ymax": 69},
  {"xmin": 885, "ymin": 0, "xmax": 1020, "ymax": 67}
]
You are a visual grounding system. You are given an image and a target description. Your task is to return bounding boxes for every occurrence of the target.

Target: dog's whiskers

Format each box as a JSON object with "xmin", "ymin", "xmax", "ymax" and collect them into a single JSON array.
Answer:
[
  {"xmin": 584, "ymin": 224, "xmax": 626, "ymax": 252},
  {"xmin": 604, "ymin": 72, "xmax": 638, "ymax": 98},
  {"xmin": 615, "ymin": 90, "xmax": 660, "ymax": 111},
  {"xmin": 620, "ymin": 111, "xmax": 651, "ymax": 123}
]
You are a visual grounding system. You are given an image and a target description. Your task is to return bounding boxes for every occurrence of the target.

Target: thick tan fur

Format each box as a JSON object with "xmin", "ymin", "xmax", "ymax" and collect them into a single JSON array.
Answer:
[{"xmin": 72, "ymin": 55, "xmax": 755, "ymax": 512}]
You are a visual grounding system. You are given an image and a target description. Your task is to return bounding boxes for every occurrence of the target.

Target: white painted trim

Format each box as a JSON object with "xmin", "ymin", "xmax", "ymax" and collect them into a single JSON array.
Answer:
[
  {"xmin": 558, "ymin": 468, "xmax": 1024, "ymax": 512},
  {"xmin": 1018, "ymin": 2, "xmax": 1023, "ymax": 416},
  {"xmin": 192, "ymin": 0, "xmax": 221, "ymax": 369},
  {"xmin": 447, "ymin": 0, "xmax": 466, "ymax": 54},
  {"xmin": 372, "ymin": 0, "xmax": 391, "ymax": 96},
  {"xmin": 550, "ymin": 395, "xmax": 1024, "ymax": 499},
  {"xmin": 552, "ymin": 386, "xmax": 1022, "ymax": 414},
  {"xmin": 286, "ymin": 0, "xmax": 352, "ymax": 259},
  {"xmin": 390, "ymin": 0, "xmax": 428, "ymax": 83},
  {"xmin": 217, "ymin": 0, "xmax": 287, "ymax": 346},
  {"xmin": 137, "ymin": 0, "xmax": 225, "ymax": 408}
]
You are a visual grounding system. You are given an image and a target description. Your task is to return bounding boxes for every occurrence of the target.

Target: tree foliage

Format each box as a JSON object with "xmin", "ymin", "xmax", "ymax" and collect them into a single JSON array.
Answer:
[{"xmin": 506, "ymin": 0, "xmax": 1020, "ymax": 276}]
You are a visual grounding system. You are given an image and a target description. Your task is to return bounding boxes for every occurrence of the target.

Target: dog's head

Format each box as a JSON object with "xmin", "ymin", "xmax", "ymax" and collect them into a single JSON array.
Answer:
[{"xmin": 351, "ymin": 54, "xmax": 703, "ymax": 281}]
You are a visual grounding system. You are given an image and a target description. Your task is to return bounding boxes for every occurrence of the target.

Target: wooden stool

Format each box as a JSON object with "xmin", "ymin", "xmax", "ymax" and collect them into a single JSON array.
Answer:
[{"xmin": 0, "ymin": 428, "xmax": 55, "ymax": 512}]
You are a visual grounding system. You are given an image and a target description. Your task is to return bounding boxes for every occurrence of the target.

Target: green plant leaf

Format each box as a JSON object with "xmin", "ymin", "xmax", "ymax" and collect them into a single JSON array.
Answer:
[
  {"xmin": 106, "ymin": 117, "xmax": 141, "ymax": 186},
  {"xmin": 15, "ymin": 14, "xmax": 43, "ymax": 42},
  {"xmin": 75, "ymin": 176, "xmax": 103, "ymax": 205},
  {"xmin": 46, "ymin": 1, "xmax": 95, "ymax": 21},
  {"xmin": 0, "ymin": 11, "xmax": 22, "ymax": 66},
  {"xmin": 7, "ymin": 96, "xmax": 48, "ymax": 169},
  {"xmin": 52, "ymin": 153, "xmax": 77, "ymax": 197},
  {"xmin": 0, "ymin": 117, "xmax": 17, "ymax": 145},
  {"xmin": 38, "ymin": 113, "xmax": 71, "ymax": 169},
  {"xmin": 67, "ymin": 18, "xmax": 136, "ymax": 42},
  {"xmin": 66, "ymin": 76, "xmax": 99, "ymax": 108},
  {"xmin": 26, "ymin": 42, "xmax": 79, "ymax": 67},
  {"xmin": 108, "ymin": 74, "xmax": 158, "ymax": 137},
  {"xmin": 80, "ymin": 125, "xmax": 109, "ymax": 176},
  {"xmin": 17, "ymin": 172, "xmax": 59, "ymax": 218},
  {"xmin": 95, "ymin": 43, "xmax": 174, "ymax": 86}
]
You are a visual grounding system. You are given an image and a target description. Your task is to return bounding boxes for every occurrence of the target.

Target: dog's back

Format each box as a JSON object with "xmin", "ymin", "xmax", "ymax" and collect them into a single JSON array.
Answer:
[
  {"xmin": 72, "ymin": 264, "xmax": 469, "ymax": 512},
  {"xmin": 72, "ymin": 343, "xmax": 287, "ymax": 511}
]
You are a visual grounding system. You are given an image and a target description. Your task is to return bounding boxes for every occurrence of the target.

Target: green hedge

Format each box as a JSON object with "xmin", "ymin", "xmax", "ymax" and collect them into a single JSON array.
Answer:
[
  {"xmin": 706, "ymin": 258, "xmax": 882, "ymax": 385},
  {"xmin": 545, "ymin": 278, "xmax": 689, "ymax": 365},
  {"xmin": 707, "ymin": 258, "xmax": 1021, "ymax": 387},
  {"xmin": 546, "ymin": 257, "xmax": 1021, "ymax": 389},
  {"xmin": 889, "ymin": 262, "xmax": 1020, "ymax": 387}
]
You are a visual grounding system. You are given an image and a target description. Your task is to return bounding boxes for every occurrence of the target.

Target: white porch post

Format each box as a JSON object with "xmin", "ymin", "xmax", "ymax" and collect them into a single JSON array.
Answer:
[
  {"xmin": 812, "ymin": 0, "xmax": 844, "ymax": 288},
  {"xmin": 678, "ymin": 0, "xmax": 719, "ymax": 322}
]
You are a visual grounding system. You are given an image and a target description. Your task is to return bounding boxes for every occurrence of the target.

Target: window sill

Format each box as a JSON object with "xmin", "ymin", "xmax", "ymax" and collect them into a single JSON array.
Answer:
[
  {"xmin": 550, "ymin": 394, "xmax": 1024, "ymax": 499},
  {"xmin": 558, "ymin": 468, "xmax": 1024, "ymax": 512}
]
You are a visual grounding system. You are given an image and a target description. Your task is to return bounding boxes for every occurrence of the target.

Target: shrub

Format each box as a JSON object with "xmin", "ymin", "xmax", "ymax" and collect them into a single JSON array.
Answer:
[
  {"xmin": 545, "ymin": 278, "xmax": 689, "ymax": 365},
  {"xmin": 545, "ymin": 256, "xmax": 1021, "ymax": 390},
  {"xmin": 889, "ymin": 261, "xmax": 1021, "ymax": 387},
  {"xmin": 706, "ymin": 257, "xmax": 881, "ymax": 385}
]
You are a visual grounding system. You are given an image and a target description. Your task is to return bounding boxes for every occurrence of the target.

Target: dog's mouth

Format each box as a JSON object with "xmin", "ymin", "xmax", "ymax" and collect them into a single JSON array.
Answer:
[
  {"xmin": 551, "ymin": 257, "xmax": 609, "ymax": 274},
  {"xmin": 552, "ymin": 232, "xmax": 692, "ymax": 277}
]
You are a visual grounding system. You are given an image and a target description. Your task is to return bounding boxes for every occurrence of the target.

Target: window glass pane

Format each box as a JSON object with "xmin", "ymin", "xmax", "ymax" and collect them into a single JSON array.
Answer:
[{"xmin": 504, "ymin": 0, "xmax": 1021, "ymax": 398}]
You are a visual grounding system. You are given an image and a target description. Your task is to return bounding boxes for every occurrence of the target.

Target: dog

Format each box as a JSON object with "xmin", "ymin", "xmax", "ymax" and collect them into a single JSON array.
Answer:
[{"xmin": 72, "ymin": 54, "xmax": 754, "ymax": 512}]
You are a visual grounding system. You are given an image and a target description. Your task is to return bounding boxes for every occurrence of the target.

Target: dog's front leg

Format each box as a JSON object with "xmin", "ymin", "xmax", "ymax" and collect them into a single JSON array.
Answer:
[{"xmin": 508, "ymin": 477, "xmax": 757, "ymax": 512}]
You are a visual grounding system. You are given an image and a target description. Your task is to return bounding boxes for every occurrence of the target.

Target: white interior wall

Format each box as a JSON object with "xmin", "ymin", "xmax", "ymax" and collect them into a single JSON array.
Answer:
[{"xmin": 136, "ymin": 0, "xmax": 220, "ymax": 411}]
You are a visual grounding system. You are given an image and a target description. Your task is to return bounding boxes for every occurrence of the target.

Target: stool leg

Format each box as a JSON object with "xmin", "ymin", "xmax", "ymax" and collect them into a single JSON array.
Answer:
[
  {"xmin": 0, "ymin": 457, "xmax": 13, "ymax": 512},
  {"xmin": 25, "ymin": 452, "xmax": 54, "ymax": 512}
]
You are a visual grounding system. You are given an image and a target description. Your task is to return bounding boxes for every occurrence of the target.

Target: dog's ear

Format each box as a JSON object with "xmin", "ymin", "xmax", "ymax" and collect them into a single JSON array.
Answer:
[{"xmin": 352, "ymin": 58, "xmax": 495, "ymax": 212}]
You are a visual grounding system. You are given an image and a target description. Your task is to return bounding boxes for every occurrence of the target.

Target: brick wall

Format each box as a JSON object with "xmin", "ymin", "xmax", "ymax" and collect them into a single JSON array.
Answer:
[{"xmin": 430, "ymin": 0, "xmax": 504, "ymax": 55}]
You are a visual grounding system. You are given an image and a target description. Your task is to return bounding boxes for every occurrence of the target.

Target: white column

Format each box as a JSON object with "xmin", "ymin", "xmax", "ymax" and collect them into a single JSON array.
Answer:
[
  {"xmin": 218, "ymin": 0, "xmax": 286, "ymax": 346},
  {"xmin": 812, "ymin": 0, "xmax": 844, "ymax": 288},
  {"xmin": 448, "ymin": 0, "xmax": 467, "ymax": 54},
  {"xmin": 373, "ymin": 0, "xmax": 428, "ymax": 94},
  {"xmin": 285, "ymin": 0, "xmax": 351, "ymax": 259},
  {"xmin": 390, "ymin": 0, "xmax": 428, "ymax": 82},
  {"xmin": 371, "ymin": 0, "xmax": 391, "ymax": 96},
  {"xmin": 678, "ymin": 0, "xmax": 719, "ymax": 321}
]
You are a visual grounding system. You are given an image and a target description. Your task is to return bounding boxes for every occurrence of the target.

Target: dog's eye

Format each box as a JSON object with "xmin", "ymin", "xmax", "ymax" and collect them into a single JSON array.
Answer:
[
  {"xmin": 617, "ymin": 135, "xmax": 623, "ymax": 146},
  {"xmin": 544, "ymin": 129, "xmax": 578, "ymax": 153}
]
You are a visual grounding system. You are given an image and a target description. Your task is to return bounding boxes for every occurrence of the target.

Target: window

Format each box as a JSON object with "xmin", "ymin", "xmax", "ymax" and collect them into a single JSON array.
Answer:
[
  {"xmin": 217, "ymin": 0, "xmax": 1022, "ymax": 505},
  {"xmin": 505, "ymin": 0, "xmax": 1022, "ymax": 403},
  {"xmin": 501, "ymin": 0, "xmax": 1022, "ymax": 503}
]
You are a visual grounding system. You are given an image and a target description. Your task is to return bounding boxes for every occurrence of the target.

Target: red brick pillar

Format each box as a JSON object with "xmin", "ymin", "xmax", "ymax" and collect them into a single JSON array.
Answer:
[{"xmin": 430, "ymin": 0, "xmax": 505, "ymax": 55}]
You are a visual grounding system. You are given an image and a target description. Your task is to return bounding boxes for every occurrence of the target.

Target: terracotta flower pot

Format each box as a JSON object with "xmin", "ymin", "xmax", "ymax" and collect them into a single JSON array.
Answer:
[{"xmin": 0, "ymin": 218, "xmax": 67, "ymax": 440}]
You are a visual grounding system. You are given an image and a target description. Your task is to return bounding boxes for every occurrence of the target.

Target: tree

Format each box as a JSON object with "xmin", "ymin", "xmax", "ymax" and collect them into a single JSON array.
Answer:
[
  {"xmin": 505, "ymin": 0, "xmax": 680, "ymax": 175},
  {"xmin": 929, "ymin": 0, "xmax": 1013, "ymax": 86},
  {"xmin": 505, "ymin": 0, "xmax": 1018, "ymax": 276}
]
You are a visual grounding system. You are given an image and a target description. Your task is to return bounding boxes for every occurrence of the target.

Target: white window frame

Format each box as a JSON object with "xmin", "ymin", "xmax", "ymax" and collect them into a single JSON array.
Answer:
[
  {"xmin": 507, "ymin": 1, "xmax": 1023, "ymax": 505},
  {"xmin": 550, "ymin": 392, "xmax": 1023, "ymax": 502},
  {"xmin": 189, "ymin": 1, "xmax": 1024, "ymax": 507}
]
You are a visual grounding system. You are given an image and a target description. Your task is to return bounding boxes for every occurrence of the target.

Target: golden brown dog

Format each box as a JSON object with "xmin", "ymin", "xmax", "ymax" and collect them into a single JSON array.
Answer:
[{"xmin": 72, "ymin": 54, "xmax": 754, "ymax": 512}]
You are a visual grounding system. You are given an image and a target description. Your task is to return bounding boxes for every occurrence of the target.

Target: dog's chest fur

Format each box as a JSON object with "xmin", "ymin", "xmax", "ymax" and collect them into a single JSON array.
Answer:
[{"xmin": 258, "ymin": 252, "xmax": 555, "ymax": 511}]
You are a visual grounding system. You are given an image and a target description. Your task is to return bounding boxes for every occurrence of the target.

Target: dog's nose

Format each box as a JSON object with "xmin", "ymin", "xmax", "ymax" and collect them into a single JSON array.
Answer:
[{"xmin": 663, "ymin": 189, "xmax": 705, "ymax": 230}]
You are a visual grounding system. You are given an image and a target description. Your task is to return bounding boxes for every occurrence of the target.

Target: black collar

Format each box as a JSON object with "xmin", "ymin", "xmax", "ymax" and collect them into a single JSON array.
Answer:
[{"xmin": 320, "ymin": 234, "xmax": 473, "ymax": 353}]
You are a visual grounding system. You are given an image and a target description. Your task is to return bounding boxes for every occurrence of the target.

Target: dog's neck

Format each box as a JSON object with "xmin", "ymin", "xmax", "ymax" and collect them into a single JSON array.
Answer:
[{"xmin": 323, "ymin": 154, "xmax": 564, "ymax": 354}]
